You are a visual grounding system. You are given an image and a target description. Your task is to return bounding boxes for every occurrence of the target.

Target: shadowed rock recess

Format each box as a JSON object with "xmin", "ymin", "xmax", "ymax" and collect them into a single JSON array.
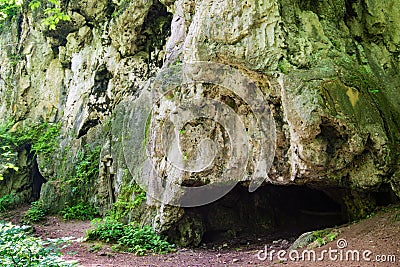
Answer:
[{"xmin": 0, "ymin": 0, "xmax": 399, "ymax": 246}]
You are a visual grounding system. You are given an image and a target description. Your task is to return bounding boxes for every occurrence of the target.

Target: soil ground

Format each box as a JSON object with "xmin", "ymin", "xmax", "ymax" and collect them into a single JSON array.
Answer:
[{"xmin": 2, "ymin": 205, "xmax": 400, "ymax": 267}]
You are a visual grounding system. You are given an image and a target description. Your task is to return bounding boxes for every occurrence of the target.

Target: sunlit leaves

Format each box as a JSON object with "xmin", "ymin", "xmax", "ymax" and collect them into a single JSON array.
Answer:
[{"xmin": 1, "ymin": 0, "xmax": 70, "ymax": 30}]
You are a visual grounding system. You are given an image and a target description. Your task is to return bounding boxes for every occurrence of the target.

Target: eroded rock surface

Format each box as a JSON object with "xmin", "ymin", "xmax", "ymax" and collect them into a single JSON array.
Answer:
[{"xmin": 0, "ymin": 0, "xmax": 399, "ymax": 246}]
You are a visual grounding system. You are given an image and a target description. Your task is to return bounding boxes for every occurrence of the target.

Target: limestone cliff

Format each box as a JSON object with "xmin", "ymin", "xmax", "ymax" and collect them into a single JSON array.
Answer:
[{"xmin": 0, "ymin": 0, "xmax": 399, "ymax": 246}]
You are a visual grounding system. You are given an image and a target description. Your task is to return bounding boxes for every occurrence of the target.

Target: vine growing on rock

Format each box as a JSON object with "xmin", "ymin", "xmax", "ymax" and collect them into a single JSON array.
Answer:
[
  {"xmin": 63, "ymin": 145, "xmax": 101, "ymax": 200},
  {"xmin": 107, "ymin": 182, "xmax": 146, "ymax": 221}
]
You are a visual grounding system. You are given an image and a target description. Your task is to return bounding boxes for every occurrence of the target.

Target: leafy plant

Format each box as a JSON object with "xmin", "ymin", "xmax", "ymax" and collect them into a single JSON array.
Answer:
[
  {"xmin": 110, "ymin": 0, "xmax": 131, "ymax": 18},
  {"xmin": 0, "ymin": 0, "xmax": 22, "ymax": 29},
  {"xmin": 0, "ymin": 194, "xmax": 17, "ymax": 212},
  {"xmin": 0, "ymin": 222, "xmax": 77, "ymax": 266},
  {"xmin": 87, "ymin": 219, "xmax": 174, "ymax": 255},
  {"xmin": 29, "ymin": 0, "xmax": 70, "ymax": 30},
  {"xmin": 118, "ymin": 225, "xmax": 173, "ymax": 255},
  {"xmin": 0, "ymin": 120, "xmax": 61, "ymax": 181},
  {"xmin": 0, "ymin": 0, "xmax": 70, "ymax": 31},
  {"xmin": 0, "ymin": 120, "xmax": 18, "ymax": 181},
  {"xmin": 87, "ymin": 218, "xmax": 125, "ymax": 243},
  {"xmin": 40, "ymin": 6, "xmax": 70, "ymax": 30},
  {"xmin": 30, "ymin": 122, "xmax": 62, "ymax": 158},
  {"xmin": 311, "ymin": 229, "xmax": 339, "ymax": 247},
  {"xmin": 107, "ymin": 183, "xmax": 146, "ymax": 221},
  {"xmin": 65, "ymin": 145, "xmax": 101, "ymax": 197},
  {"xmin": 277, "ymin": 59, "xmax": 292, "ymax": 74},
  {"xmin": 60, "ymin": 202, "xmax": 98, "ymax": 221},
  {"xmin": 8, "ymin": 53, "xmax": 24, "ymax": 66},
  {"xmin": 22, "ymin": 201, "xmax": 47, "ymax": 223}
]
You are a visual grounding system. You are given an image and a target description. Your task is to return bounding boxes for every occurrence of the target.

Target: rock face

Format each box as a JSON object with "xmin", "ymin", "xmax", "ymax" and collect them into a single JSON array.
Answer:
[{"xmin": 1, "ymin": 0, "xmax": 399, "ymax": 246}]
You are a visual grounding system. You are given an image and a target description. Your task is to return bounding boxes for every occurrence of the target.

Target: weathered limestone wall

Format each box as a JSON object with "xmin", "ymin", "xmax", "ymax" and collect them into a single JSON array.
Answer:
[{"xmin": 0, "ymin": 0, "xmax": 399, "ymax": 245}]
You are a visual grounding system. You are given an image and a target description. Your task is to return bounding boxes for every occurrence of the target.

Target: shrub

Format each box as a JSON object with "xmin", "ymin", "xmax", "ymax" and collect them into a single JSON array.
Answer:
[
  {"xmin": 0, "ymin": 194, "xmax": 17, "ymax": 212},
  {"xmin": 87, "ymin": 218, "xmax": 125, "ymax": 243},
  {"xmin": 118, "ymin": 225, "xmax": 173, "ymax": 255},
  {"xmin": 0, "ymin": 222, "xmax": 77, "ymax": 266},
  {"xmin": 23, "ymin": 201, "xmax": 47, "ymax": 223},
  {"xmin": 87, "ymin": 219, "xmax": 174, "ymax": 255},
  {"xmin": 60, "ymin": 202, "xmax": 99, "ymax": 221}
]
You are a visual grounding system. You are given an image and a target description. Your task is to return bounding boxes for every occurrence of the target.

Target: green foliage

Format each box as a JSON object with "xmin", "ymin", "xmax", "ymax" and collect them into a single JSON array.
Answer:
[
  {"xmin": 30, "ymin": 122, "xmax": 62, "ymax": 157},
  {"xmin": 9, "ymin": 53, "xmax": 24, "ymax": 66},
  {"xmin": 0, "ymin": 120, "xmax": 16, "ymax": 145},
  {"xmin": 277, "ymin": 59, "xmax": 292, "ymax": 74},
  {"xmin": 87, "ymin": 219, "xmax": 174, "ymax": 255},
  {"xmin": 111, "ymin": 0, "xmax": 131, "ymax": 18},
  {"xmin": 41, "ymin": 6, "xmax": 70, "ymax": 30},
  {"xmin": 335, "ymin": 54, "xmax": 382, "ymax": 94},
  {"xmin": 0, "ymin": 0, "xmax": 70, "ymax": 31},
  {"xmin": 0, "ymin": 222, "xmax": 77, "ymax": 266},
  {"xmin": 60, "ymin": 202, "xmax": 98, "ymax": 221},
  {"xmin": 0, "ymin": 120, "xmax": 61, "ymax": 154},
  {"xmin": 0, "ymin": 0, "xmax": 22, "ymax": 29},
  {"xmin": 65, "ymin": 145, "xmax": 101, "ymax": 197},
  {"xmin": 0, "ymin": 120, "xmax": 18, "ymax": 181},
  {"xmin": 0, "ymin": 194, "xmax": 17, "ymax": 212},
  {"xmin": 87, "ymin": 218, "xmax": 125, "ymax": 243},
  {"xmin": 22, "ymin": 201, "xmax": 47, "ymax": 223},
  {"xmin": 311, "ymin": 229, "xmax": 339, "ymax": 247},
  {"xmin": 107, "ymin": 183, "xmax": 146, "ymax": 221},
  {"xmin": 29, "ymin": 0, "xmax": 71, "ymax": 30},
  {"xmin": 0, "ymin": 120, "xmax": 61, "ymax": 181},
  {"xmin": 118, "ymin": 225, "xmax": 173, "ymax": 255}
]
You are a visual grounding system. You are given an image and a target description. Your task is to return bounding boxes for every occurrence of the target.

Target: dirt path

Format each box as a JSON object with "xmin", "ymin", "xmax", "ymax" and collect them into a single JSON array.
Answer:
[{"xmin": 2, "ymin": 206, "xmax": 400, "ymax": 266}]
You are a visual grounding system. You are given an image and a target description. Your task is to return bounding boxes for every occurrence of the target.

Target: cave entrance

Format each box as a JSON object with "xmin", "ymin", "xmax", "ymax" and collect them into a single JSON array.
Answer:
[
  {"xmin": 31, "ymin": 158, "xmax": 46, "ymax": 201},
  {"xmin": 23, "ymin": 143, "xmax": 46, "ymax": 201},
  {"xmin": 185, "ymin": 184, "xmax": 347, "ymax": 244}
]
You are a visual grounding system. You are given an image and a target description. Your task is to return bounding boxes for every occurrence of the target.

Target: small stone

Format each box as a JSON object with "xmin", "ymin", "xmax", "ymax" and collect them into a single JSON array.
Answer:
[{"xmin": 232, "ymin": 258, "xmax": 240, "ymax": 263}]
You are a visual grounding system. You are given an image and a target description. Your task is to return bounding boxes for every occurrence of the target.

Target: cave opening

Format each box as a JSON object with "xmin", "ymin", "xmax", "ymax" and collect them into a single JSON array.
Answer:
[
  {"xmin": 183, "ymin": 183, "xmax": 348, "ymax": 245},
  {"xmin": 23, "ymin": 143, "xmax": 47, "ymax": 201},
  {"xmin": 171, "ymin": 181, "xmax": 400, "ymax": 247},
  {"xmin": 31, "ymin": 158, "xmax": 46, "ymax": 201},
  {"xmin": 179, "ymin": 182, "xmax": 400, "ymax": 246}
]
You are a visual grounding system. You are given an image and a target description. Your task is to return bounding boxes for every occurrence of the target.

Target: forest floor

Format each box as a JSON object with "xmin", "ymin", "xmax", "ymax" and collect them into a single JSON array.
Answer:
[{"xmin": 2, "ymin": 205, "xmax": 400, "ymax": 267}]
